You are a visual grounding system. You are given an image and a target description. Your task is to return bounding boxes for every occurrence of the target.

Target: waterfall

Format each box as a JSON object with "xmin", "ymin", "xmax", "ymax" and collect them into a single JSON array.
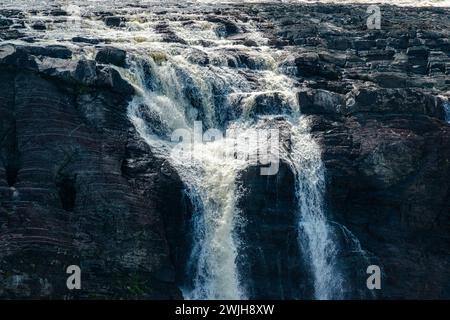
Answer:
[
  {"xmin": 127, "ymin": 57, "xmax": 248, "ymax": 299},
  {"xmin": 127, "ymin": 52, "xmax": 344, "ymax": 299},
  {"xmin": 124, "ymin": 33, "xmax": 343, "ymax": 301},
  {"xmin": 119, "ymin": 12, "xmax": 300, "ymax": 297},
  {"xmin": 289, "ymin": 119, "xmax": 344, "ymax": 300},
  {"xmin": 91, "ymin": 4, "xmax": 352, "ymax": 299},
  {"xmin": 125, "ymin": 52, "xmax": 289, "ymax": 299},
  {"xmin": 444, "ymin": 102, "xmax": 450, "ymax": 123}
]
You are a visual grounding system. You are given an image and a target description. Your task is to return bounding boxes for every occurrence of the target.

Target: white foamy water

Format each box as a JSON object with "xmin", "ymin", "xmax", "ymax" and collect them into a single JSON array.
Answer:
[
  {"xmin": 123, "ymin": 28, "xmax": 344, "ymax": 299},
  {"xmin": 289, "ymin": 119, "xmax": 344, "ymax": 300},
  {"xmin": 273, "ymin": 0, "xmax": 450, "ymax": 6},
  {"xmin": 124, "ymin": 45, "xmax": 299, "ymax": 299},
  {"xmin": 117, "ymin": 10, "xmax": 343, "ymax": 298},
  {"xmin": 2, "ymin": 0, "xmax": 450, "ymax": 10}
]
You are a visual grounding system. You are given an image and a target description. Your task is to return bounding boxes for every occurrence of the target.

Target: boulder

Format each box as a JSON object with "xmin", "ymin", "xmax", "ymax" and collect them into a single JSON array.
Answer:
[
  {"xmin": 206, "ymin": 16, "xmax": 240, "ymax": 37},
  {"xmin": 249, "ymin": 92, "xmax": 294, "ymax": 117},
  {"xmin": 95, "ymin": 47, "xmax": 127, "ymax": 67},
  {"xmin": 368, "ymin": 72, "xmax": 408, "ymax": 88},
  {"xmin": 0, "ymin": 18, "xmax": 13, "ymax": 29},
  {"xmin": 72, "ymin": 36, "xmax": 101, "ymax": 45},
  {"xmin": 344, "ymin": 87, "xmax": 445, "ymax": 119},
  {"xmin": 95, "ymin": 66, "xmax": 134, "ymax": 95},
  {"xmin": 20, "ymin": 45, "xmax": 72, "ymax": 59},
  {"xmin": 31, "ymin": 21, "xmax": 46, "ymax": 30},
  {"xmin": 73, "ymin": 59, "xmax": 97, "ymax": 85},
  {"xmin": 298, "ymin": 88, "xmax": 344, "ymax": 114},
  {"xmin": 104, "ymin": 16, "xmax": 123, "ymax": 27},
  {"xmin": 50, "ymin": 9, "xmax": 67, "ymax": 16},
  {"xmin": 293, "ymin": 52, "xmax": 341, "ymax": 80}
]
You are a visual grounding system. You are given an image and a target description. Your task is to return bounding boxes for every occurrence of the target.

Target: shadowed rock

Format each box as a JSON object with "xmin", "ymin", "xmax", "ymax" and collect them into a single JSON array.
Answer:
[{"xmin": 95, "ymin": 47, "xmax": 127, "ymax": 67}]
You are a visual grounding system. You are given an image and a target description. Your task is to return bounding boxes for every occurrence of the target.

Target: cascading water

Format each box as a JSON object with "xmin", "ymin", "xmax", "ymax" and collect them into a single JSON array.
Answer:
[
  {"xmin": 127, "ymin": 57, "xmax": 249, "ymax": 299},
  {"xmin": 21, "ymin": 0, "xmax": 368, "ymax": 299},
  {"xmin": 127, "ymin": 67, "xmax": 345, "ymax": 300},
  {"xmin": 288, "ymin": 121, "xmax": 344, "ymax": 300},
  {"xmin": 444, "ymin": 102, "xmax": 450, "ymax": 123},
  {"xmin": 121, "ymin": 8, "xmax": 346, "ymax": 300}
]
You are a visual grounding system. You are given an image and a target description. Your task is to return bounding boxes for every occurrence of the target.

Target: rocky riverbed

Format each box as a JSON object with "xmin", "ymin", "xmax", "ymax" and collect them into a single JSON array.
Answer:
[{"xmin": 0, "ymin": 1, "xmax": 449, "ymax": 299}]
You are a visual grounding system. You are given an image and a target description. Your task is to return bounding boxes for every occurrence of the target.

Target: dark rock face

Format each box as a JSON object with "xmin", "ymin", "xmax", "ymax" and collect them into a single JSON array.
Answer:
[
  {"xmin": 154, "ymin": 22, "xmax": 188, "ymax": 45},
  {"xmin": 121, "ymin": 130, "xmax": 194, "ymax": 292},
  {"xmin": 72, "ymin": 37, "xmax": 101, "ymax": 45},
  {"xmin": 260, "ymin": 3, "xmax": 450, "ymax": 298},
  {"xmin": 236, "ymin": 162, "xmax": 313, "ymax": 299},
  {"xmin": 95, "ymin": 47, "xmax": 127, "ymax": 68},
  {"xmin": 0, "ymin": 44, "xmax": 183, "ymax": 299},
  {"xmin": 313, "ymin": 114, "xmax": 450, "ymax": 299},
  {"xmin": 31, "ymin": 21, "xmax": 46, "ymax": 30},
  {"xmin": 104, "ymin": 16, "xmax": 124, "ymax": 28}
]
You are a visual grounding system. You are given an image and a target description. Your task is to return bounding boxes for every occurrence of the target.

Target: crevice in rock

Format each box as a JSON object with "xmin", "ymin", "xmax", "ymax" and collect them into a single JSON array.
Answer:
[
  {"xmin": 56, "ymin": 173, "xmax": 77, "ymax": 212},
  {"xmin": 1, "ymin": 70, "xmax": 20, "ymax": 187},
  {"xmin": 54, "ymin": 148, "xmax": 79, "ymax": 212},
  {"xmin": 4, "ymin": 122, "xmax": 20, "ymax": 187},
  {"xmin": 156, "ymin": 168, "xmax": 195, "ymax": 292}
]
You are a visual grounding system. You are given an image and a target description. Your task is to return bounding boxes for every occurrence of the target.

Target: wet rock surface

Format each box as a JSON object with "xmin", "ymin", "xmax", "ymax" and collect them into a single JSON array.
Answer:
[
  {"xmin": 95, "ymin": 47, "xmax": 127, "ymax": 67},
  {"xmin": 0, "ymin": 2, "xmax": 449, "ymax": 299},
  {"xmin": 236, "ymin": 161, "xmax": 313, "ymax": 299}
]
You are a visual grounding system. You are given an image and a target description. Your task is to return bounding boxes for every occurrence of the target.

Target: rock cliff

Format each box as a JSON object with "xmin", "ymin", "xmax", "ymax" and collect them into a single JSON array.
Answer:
[{"xmin": 0, "ymin": 2, "xmax": 449, "ymax": 299}]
